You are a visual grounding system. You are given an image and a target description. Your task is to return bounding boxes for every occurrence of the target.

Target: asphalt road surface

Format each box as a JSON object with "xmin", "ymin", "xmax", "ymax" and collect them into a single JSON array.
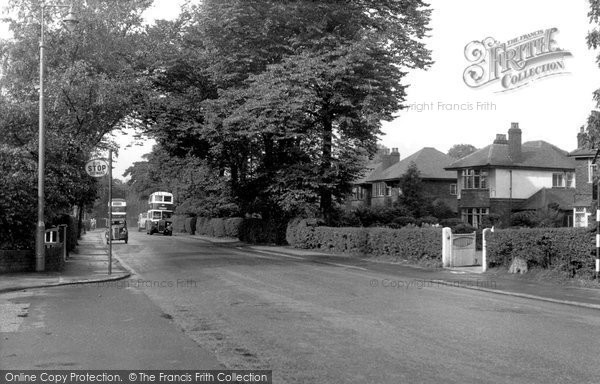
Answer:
[{"xmin": 98, "ymin": 231, "xmax": 600, "ymax": 384}]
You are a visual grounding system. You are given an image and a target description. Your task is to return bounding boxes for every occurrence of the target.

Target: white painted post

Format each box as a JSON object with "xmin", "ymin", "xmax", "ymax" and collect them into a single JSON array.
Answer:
[
  {"xmin": 482, "ymin": 228, "xmax": 489, "ymax": 272},
  {"xmin": 442, "ymin": 227, "xmax": 452, "ymax": 268}
]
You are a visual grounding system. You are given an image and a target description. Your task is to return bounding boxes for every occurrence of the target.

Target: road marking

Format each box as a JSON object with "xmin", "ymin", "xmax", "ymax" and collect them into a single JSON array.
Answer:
[{"xmin": 239, "ymin": 248, "xmax": 368, "ymax": 271}]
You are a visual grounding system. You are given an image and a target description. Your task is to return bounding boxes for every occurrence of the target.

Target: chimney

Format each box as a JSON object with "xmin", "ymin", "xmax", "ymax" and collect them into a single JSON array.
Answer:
[
  {"xmin": 382, "ymin": 147, "xmax": 400, "ymax": 169},
  {"xmin": 577, "ymin": 126, "xmax": 587, "ymax": 148},
  {"xmin": 493, "ymin": 134, "xmax": 508, "ymax": 144},
  {"xmin": 508, "ymin": 122, "xmax": 522, "ymax": 161}
]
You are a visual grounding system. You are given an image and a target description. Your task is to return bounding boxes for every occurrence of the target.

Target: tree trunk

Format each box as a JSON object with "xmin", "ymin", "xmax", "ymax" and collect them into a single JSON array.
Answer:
[{"xmin": 320, "ymin": 113, "xmax": 333, "ymax": 224}]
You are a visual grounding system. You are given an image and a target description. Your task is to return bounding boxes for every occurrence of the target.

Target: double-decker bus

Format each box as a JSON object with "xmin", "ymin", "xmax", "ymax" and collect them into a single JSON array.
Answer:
[
  {"xmin": 145, "ymin": 191, "xmax": 174, "ymax": 235},
  {"xmin": 110, "ymin": 198, "xmax": 127, "ymax": 218},
  {"xmin": 106, "ymin": 198, "xmax": 128, "ymax": 243}
]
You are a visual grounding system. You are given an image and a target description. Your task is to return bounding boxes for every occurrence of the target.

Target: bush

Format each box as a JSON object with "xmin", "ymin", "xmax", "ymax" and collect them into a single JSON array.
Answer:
[
  {"xmin": 172, "ymin": 215, "xmax": 187, "ymax": 233},
  {"xmin": 184, "ymin": 217, "xmax": 197, "ymax": 235},
  {"xmin": 416, "ymin": 215, "xmax": 439, "ymax": 225},
  {"xmin": 286, "ymin": 222, "xmax": 442, "ymax": 266},
  {"xmin": 510, "ymin": 211, "xmax": 537, "ymax": 227},
  {"xmin": 196, "ymin": 217, "xmax": 209, "ymax": 235},
  {"xmin": 486, "ymin": 228, "xmax": 594, "ymax": 277},
  {"xmin": 439, "ymin": 218, "xmax": 463, "ymax": 228},
  {"xmin": 389, "ymin": 216, "xmax": 415, "ymax": 228},
  {"xmin": 224, "ymin": 217, "xmax": 243, "ymax": 237},
  {"xmin": 239, "ymin": 218, "xmax": 287, "ymax": 245},
  {"xmin": 210, "ymin": 218, "xmax": 226, "ymax": 237}
]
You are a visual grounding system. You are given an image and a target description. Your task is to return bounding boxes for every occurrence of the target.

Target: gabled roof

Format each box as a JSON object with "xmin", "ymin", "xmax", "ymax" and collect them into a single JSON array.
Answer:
[
  {"xmin": 366, "ymin": 147, "xmax": 456, "ymax": 182},
  {"xmin": 445, "ymin": 141, "xmax": 575, "ymax": 170},
  {"xmin": 518, "ymin": 188, "xmax": 575, "ymax": 211}
]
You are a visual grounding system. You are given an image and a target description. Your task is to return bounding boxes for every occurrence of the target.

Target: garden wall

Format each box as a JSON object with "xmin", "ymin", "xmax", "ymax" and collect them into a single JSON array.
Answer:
[{"xmin": 0, "ymin": 247, "xmax": 64, "ymax": 273}]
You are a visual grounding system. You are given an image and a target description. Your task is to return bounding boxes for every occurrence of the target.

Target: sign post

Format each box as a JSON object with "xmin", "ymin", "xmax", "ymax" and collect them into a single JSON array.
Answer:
[
  {"xmin": 108, "ymin": 150, "xmax": 112, "ymax": 275},
  {"xmin": 85, "ymin": 155, "xmax": 112, "ymax": 275}
]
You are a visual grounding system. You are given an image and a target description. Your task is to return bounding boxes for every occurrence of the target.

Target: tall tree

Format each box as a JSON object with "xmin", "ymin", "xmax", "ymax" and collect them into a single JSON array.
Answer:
[
  {"xmin": 448, "ymin": 144, "xmax": 477, "ymax": 159},
  {"xmin": 0, "ymin": 0, "xmax": 152, "ymax": 247},
  {"xmin": 134, "ymin": 0, "xmax": 432, "ymax": 223}
]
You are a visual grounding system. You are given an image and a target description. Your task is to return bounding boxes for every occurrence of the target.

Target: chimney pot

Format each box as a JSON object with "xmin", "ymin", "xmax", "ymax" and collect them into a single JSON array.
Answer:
[{"xmin": 508, "ymin": 122, "xmax": 522, "ymax": 161}]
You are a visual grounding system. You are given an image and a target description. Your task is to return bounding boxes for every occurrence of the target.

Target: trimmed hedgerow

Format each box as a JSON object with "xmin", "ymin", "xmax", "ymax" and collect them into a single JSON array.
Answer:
[
  {"xmin": 184, "ymin": 217, "xmax": 197, "ymax": 235},
  {"xmin": 287, "ymin": 220, "xmax": 442, "ymax": 265},
  {"xmin": 486, "ymin": 228, "xmax": 594, "ymax": 276},
  {"xmin": 239, "ymin": 218, "xmax": 288, "ymax": 245},
  {"xmin": 172, "ymin": 215, "xmax": 187, "ymax": 233},
  {"xmin": 224, "ymin": 218, "xmax": 243, "ymax": 238}
]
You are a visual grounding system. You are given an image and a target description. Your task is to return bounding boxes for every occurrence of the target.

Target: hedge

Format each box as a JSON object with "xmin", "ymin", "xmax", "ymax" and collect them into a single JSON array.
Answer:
[
  {"xmin": 239, "ymin": 218, "xmax": 288, "ymax": 245},
  {"xmin": 287, "ymin": 219, "xmax": 443, "ymax": 265},
  {"xmin": 184, "ymin": 217, "xmax": 197, "ymax": 235},
  {"xmin": 172, "ymin": 215, "xmax": 187, "ymax": 233},
  {"xmin": 486, "ymin": 228, "xmax": 594, "ymax": 276}
]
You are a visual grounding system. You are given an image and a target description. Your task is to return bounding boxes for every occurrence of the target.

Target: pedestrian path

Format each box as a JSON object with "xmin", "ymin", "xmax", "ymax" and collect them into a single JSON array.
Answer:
[{"xmin": 0, "ymin": 230, "xmax": 130, "ymax": 294}]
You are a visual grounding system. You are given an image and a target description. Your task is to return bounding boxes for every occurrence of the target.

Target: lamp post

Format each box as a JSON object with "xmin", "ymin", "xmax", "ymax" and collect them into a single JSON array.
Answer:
[{"xmin": 36, "ymin": 3, "xmax": 79, "ymax": 272}]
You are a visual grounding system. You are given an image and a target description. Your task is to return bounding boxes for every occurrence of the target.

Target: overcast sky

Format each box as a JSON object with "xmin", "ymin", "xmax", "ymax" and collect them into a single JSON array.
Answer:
[{"xmin": 2, "ymin": 0, "xmax": 600, "ymax": 178}]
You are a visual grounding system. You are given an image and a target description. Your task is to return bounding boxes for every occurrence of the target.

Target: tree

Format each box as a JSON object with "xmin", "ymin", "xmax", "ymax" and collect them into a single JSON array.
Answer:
[
  {"xmin": 586, "ymin": 0, "xmax": 600, "ymax": 145},
  {"xmin": 0, "ymin": 0, "xmax": 153, "ymax": 247},
  {"xmin": 397, "ymin": 162, "xmax": 430, "ymax": 217},
  {"xmin": 448, "ymin": 144, "xmax": 477, "ymax": 159}
]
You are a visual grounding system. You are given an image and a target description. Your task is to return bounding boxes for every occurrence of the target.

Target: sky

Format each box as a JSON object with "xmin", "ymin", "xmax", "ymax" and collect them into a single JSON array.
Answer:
[{"xmin": 2, "ymin": 0, "xmax": 600, "ymax": 178}]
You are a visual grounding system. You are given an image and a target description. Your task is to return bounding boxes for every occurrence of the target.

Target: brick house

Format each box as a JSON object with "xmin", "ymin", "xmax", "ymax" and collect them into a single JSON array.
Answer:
[
  {"xmin": 565, "ymin": 127, "xmax": 597, "ymax": 227},
  {"xmin": 351, "ymin": 147, "xmax": 457, "ymax": 211},
  {"xmin": 445, "ymin": 122, "xmax": 580, "ymax": 227}
]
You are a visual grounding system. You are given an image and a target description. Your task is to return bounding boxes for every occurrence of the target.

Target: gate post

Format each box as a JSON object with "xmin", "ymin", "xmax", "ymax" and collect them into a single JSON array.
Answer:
[
  {"xmin": 482, "ymin": 227, "xmax": 494, "ymax": 272},
  {"xmin": 442, "ymin": 227, "xmax": 452, "ymax": 268}
]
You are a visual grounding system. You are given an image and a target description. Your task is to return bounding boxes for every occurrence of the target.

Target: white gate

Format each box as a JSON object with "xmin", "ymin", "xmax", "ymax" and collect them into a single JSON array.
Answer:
[{"xmin": 442, "ymin": 229, "xmax": 478, "ymax": 268}]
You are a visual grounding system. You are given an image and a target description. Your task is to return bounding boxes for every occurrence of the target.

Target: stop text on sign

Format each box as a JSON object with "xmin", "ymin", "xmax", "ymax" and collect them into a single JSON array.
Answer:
[{"xmin": 85, "ymin": 159, "xmax": 109, "ymax": 177}]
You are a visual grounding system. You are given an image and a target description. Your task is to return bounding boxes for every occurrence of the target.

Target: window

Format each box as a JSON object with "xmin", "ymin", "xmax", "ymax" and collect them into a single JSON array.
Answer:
[
  {"xmin": 450, "ymin": 184, "xmax": 457, "ymax": 195},
  {"xmin": 352, "ymin": 187, "xmax": 366, "ymax": 200},
  {"xmin": 589, "ymin": 160, "xmax": 597, "ymax": 183},
  {"xmin": 373, "ymin": 182, "xmax": 391, "ymax": 197},
  {"xmin": 461, "ymin": 208, "xmax": 489, "ymax": 228},
  {"xmin": 461, "ymin": 169, "xmax": 488, "ymax": 189},
  {"xmin": 574, "ymin": 207, "xmax": 589, "ymax": 228},
  {"xmin": 552, "ymin": 172, "xmax": 575, "ymax": 188}
]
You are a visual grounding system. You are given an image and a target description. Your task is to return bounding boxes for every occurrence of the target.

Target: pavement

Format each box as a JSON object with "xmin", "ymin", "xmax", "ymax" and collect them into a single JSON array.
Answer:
[
  {"xmin": 0, "ymin": 230, "xmax": 130, "ymax": 294},
  {"xmin": 2, "ymin": 231, "xmax": 600, "ymax": 311}
]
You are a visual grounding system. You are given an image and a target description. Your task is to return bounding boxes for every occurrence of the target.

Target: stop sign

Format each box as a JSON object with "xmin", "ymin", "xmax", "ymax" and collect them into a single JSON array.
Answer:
[{"xmin": 85, "ymin": 159, "xmax": 109, "ymax": 177}]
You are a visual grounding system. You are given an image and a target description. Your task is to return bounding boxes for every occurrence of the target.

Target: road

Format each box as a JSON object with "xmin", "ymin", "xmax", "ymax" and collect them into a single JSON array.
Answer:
[{"xmin": 106, "ymin": 231, "xmax": 600, "ymax": 383}]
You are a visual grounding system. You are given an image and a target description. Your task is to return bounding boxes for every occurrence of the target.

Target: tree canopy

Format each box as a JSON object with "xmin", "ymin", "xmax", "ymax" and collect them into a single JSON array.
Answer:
[{"xmin": 131, "ymin": 0, "xmax": 433, "ymax": 223}]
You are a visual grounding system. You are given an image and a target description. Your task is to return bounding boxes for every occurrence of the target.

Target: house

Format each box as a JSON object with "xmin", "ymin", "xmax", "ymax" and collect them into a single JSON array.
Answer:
[
  {"xmin": 566, "ymin": 126, "xmax": 597, "ymax": 227},
  {"xmin": 445, "ymin": 122, "xmax": 580, "ymax": 227},
  {"xmin": 351, "ymin": 147, "xmax": 457, "ymax": 211}
]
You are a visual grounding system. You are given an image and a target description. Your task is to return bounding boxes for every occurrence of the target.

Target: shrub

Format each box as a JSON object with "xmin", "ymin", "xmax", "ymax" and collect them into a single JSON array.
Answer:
[
  {"xmin": 390, "ymin": 216, "xmax": 416, "ymax": 228},
  {"xmin": 286, "ymin": 223, "xmax": 443, "ymax": 266},
  {"xmin": 210, "ymin": 218, "xmax": 226, "ymax": 237},
  {"xmin": 439, "ymin": 218, "xmax": 463, "ymax": 228},
  {"xmin": 510, "ymin": 211, "xmax": 537, "ymax": 227},
  {"xmin": 196, "ymin": 217, "xmax": 209, "ymax": 235},
  {"xmin": 239, "ymin": 218, "xmax": 287, "ymax": 244},
  {"xmin": 486, "ymin": 228, "xmax": 594, "ymax": 277},
  {"xmin": 184, "ymin": 217, "xmax": 197, "ymax": 235},
  {"xmin": 172, "ymin": 215, "xmax": 187, "ymax": 233},
  {"xmin": 224, "ymin": 217, "xmax": 244, "ymax": 238},
  {"xmin": 416, "ymin": 215, "xmax": 439, "ymax": 225}
]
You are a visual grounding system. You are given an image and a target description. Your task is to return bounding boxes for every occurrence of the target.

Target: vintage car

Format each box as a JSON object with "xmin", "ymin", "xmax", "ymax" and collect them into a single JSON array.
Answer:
[
  {"xmin": 146, "ymin": 217, "xmax": 173, "ymax": 236},
  {"xmin": 106, "ymin": 218, "xmax": 128, "ymax": 244}
]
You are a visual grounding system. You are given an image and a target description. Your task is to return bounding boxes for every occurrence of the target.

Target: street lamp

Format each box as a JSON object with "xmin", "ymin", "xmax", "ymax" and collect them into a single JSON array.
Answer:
[{"xmin": 36, "ymin": 3, "xmax": 79, "ymax": 272}]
